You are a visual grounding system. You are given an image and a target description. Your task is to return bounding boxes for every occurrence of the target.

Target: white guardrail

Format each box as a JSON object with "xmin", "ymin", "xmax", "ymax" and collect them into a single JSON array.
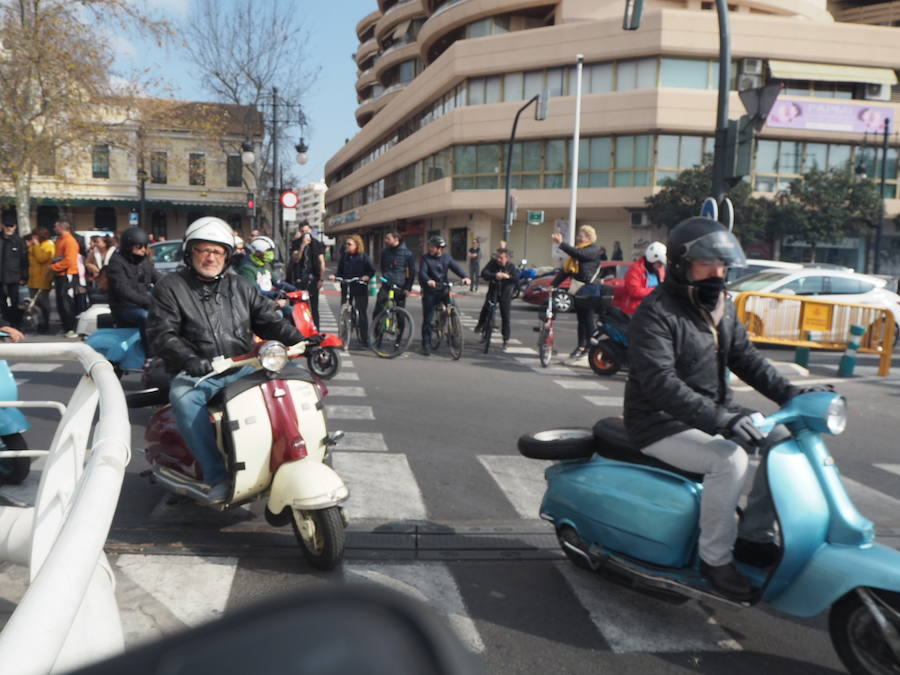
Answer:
[{"xmin": 0, "ymin": 343, "xmax": 130, "ymax": 675}]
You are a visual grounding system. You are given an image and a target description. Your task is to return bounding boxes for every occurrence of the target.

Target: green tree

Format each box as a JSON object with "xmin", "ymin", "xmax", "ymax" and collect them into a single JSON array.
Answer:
[{"xmin": 776, "ymin": 168, "xmax": 881, "ymax": 262}]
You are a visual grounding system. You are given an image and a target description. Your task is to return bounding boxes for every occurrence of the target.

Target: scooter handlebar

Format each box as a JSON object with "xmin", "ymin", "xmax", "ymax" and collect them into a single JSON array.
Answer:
[{"xmin": 190, "ymin": 340, "xmax": 312, "ymax": 387}]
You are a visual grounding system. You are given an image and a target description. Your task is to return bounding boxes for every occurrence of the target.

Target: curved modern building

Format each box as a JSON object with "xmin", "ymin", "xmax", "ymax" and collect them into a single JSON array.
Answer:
[{"xmin": 325, "ymin": 0, "xmax": 900, "ymax": 272}]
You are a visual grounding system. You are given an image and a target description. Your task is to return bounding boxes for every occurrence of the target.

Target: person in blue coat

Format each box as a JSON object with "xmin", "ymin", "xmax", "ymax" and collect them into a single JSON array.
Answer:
[
  {"xmin": 417, "ymin": 235, "xmax": 470, "ymax": 355},
  {"xmin": 332, "ymin": 234, "xmax": 376, "ymax": 341}
]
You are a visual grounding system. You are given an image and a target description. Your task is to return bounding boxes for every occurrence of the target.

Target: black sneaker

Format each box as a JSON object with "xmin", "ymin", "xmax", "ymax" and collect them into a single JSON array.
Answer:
[
  {"xmin": 473, "ymin": 324, "xmax": 483, "ymax": 334},
  {"xmin": 420, "ymin": 345, "xmax": 431, "ymax": 357},
  {"xmin": 699, "ymin": 561, "xmax": 754, "ymax": 602},
  {"xmin": 733, "ymin": 538, "xmax": 780, "ymax": 568}
]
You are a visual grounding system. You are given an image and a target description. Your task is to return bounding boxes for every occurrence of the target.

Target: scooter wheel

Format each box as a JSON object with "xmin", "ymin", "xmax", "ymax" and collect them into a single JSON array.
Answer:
[
  {"xmin": 588, "ymin": 344, "xmax": 620, "ymax": 377},
  {"xmin": 517, "ymin": 428, "xmax": 595, "ymax": 460},
  {"xmin": 0, "ymin": 433, "xmax": 29, "ymax": 486},
  {"xmin": 292, "ymin": 506, "xmax": 346, "ymax": 571},
  {"xmin": 829, "ymin": 588, "xmax": 900, "ymax": 675},
  {"xmin": 307, "ymin": 347, "xmax": 341, "ymax": 380}
]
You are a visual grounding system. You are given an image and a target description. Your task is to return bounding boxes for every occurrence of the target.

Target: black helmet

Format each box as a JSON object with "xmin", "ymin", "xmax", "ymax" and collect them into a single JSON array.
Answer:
[
  {"xmin": 428, "ymin": 235, "xmax": 446, "ymax": 249},
  {"xmin": 666, "ymin": 217, "xmax": 747, "ymax": 284},
  {"xmin": 119, "ymin": 227, "xmax": 150, "ymax": 263}
]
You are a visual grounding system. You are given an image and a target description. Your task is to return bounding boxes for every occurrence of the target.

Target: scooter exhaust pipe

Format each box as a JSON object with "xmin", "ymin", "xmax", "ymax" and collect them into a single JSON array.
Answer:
[{"xmin": 153, "ymin": 466, "xmax": 216, "ymax": 504}]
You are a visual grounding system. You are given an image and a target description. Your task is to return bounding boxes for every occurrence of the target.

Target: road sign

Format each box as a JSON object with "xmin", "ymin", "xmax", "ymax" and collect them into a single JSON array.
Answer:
[
  {"xmin": 129, "ymin": 211, "xmax": 138, "ymax": 226},
  {"xmin": 280, "ymin": 190, "xmax": 299, "ymax": 209},
  {"xmin": 720, "ymin": 197, "xmax": 734, "ymax": 232},
  {"xmin": 282, "ymin": 207, "xmax": 297, "ymax": 222},
  {"xmin": 527, "ymin": 210, "xmax": 544, "ymax": 225},
  {"xmin": 700, "ymin": 197, "xmax": 717, "ymax": 221}
]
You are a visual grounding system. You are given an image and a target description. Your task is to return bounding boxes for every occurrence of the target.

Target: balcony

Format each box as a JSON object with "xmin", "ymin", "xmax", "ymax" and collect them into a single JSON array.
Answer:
[
  {"xmin": 375, "ymin": 0, "xmax": 425, "ymax": 45},
  {"xmin": 373, "ymin": 42, "xmax": 420, "ymax": 86},
  {"xmin": 355, "ymin": 37, "xmax": 379, "ymax": 67},
  {"xmin": 356, "ymin": 68, "xmax": 378, "ymax": 94},
  {"xmin": 356, "ymin": 9, "xmax": 383, "ymax": 41}
]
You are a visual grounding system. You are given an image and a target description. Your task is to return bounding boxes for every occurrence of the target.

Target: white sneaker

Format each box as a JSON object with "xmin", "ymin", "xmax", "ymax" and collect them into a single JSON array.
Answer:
[{"xmin": 64, "ymin": 330, "xmax": 79, "ymax": 339}]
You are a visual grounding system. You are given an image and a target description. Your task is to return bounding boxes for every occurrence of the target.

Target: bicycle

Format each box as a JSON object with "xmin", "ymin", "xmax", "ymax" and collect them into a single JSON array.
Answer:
[
  {"xmin": 19, "ymin": 288, "xmax": 47, "ymax": 333},
  {"xmin": 334, "ymin": 277, "xmax": 368, "ymax": 352},
  {"xmin": 480, "ymin": 281, "xmax": 500, "ymax": 354},
  {"xmin": 369, "ymin": 277, "xmax": 414, "ymax": 359},
  {"xmin": 429, "ymin": 281, "xmax": 464, "ymax": 360},
  {"xmin": 534, "ymin": 291, "xmax": 555, "ymax": 367}
]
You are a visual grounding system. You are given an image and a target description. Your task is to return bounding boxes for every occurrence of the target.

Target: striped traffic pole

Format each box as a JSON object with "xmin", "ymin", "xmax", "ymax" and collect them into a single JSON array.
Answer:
[{"xmin": 837, "ymin": 324, "xmax": 865, "ymax": 377}]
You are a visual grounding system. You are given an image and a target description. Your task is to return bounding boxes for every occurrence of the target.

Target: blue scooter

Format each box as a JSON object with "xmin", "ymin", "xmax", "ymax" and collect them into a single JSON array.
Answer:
[
  {"xmin": 84, "ymin": 317, "xmax": 146, "ymax": 377},
  {"xmin": 519, "ymin": 393, "xmax": 900, "ymax": 675},
  {"xmin": 0, "ymin": 344, "xmax": 31, "ymax": 486}
]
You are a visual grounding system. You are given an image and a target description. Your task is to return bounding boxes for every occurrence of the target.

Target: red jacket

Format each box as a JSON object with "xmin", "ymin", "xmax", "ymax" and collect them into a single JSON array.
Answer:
[{"xmin": 612, "ymin": 258, "xmax": 665, "ymax": 315}]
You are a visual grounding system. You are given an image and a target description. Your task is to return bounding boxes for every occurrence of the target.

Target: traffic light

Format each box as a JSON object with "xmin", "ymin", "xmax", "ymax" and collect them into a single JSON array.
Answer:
[
  {"xmin": 246, "ymin": 192, "xmax": 255, "ymax": 217},
  {"xmin": 623, "ymin": 0, "xmax": 644, "ymax": 30}
]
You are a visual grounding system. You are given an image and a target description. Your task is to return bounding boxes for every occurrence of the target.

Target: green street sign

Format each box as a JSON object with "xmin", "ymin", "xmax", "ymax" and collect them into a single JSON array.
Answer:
[{"xmin": 527, "ymin": 210, "xmax": 544, "ymax": 225}]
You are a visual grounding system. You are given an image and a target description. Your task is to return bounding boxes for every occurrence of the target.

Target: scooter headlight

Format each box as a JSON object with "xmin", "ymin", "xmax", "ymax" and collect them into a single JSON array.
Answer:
[
  {"xmin": 825, "ymin": 396, "xmax": 847, "ymax": 435},
  {"xmin": 258, "ymin": 341, "xmax": 289, "ymax": 373}
]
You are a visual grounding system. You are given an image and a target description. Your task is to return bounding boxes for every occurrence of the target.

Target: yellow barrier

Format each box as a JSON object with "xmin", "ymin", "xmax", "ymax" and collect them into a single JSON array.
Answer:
[{"xmin": 733, "ymin": 291, "xmax": 896, "ymax": 376}]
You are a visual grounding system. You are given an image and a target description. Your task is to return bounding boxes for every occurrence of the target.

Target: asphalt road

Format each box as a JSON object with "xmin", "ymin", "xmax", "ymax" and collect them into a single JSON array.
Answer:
[{"xmin": 1, "ymin": 285, "xmax": 899, "ymax": 674}]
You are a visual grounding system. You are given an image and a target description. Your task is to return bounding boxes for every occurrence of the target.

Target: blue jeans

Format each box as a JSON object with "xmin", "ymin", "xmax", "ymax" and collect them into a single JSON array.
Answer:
[
  {"xmin": 113, "ymin": 305, "xmax": 149, "ymax": 354},
  {"xmin": 168, "ymin": 366, "xmax": 254, "ymax": 485}
]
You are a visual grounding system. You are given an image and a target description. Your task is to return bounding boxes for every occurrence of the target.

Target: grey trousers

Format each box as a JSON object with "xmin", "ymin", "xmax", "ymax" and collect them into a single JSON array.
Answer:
[{"xmin": 642, "ymin": 428, "xmax": 775, "ymax": 567}]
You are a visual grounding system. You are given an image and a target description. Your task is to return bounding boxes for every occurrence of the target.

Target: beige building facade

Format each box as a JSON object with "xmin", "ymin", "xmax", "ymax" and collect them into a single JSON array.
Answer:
[{"xmin": 324, "ymin": 0, "xmax": 900, "ymax": 272}]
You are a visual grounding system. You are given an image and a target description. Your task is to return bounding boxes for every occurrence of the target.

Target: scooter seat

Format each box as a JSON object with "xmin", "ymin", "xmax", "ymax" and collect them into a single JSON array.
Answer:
[
  {"xmin": 96, "ymin": 313, "xmax": 117, "ymax": 329},
  {"xmin": 592, "ymin": 417, "xmax": 704, "ymax": 483}
]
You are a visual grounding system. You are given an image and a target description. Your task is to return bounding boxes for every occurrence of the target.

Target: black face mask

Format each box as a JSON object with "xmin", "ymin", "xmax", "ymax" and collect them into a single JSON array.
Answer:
[{"xmin": 692, "ymin": 276, "xmax": 725, "ymax": 310}]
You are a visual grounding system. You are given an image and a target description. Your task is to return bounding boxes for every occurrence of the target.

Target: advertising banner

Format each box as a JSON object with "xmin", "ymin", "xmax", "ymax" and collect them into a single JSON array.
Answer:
[{"xmin": 766, "ymin": 97, "xmax": 893, "ymax": 134}]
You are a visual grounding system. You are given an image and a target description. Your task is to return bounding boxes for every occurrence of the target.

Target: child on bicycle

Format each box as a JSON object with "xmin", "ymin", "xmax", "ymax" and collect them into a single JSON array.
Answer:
[
  {"xmin": 474, "ymin": 248, "xmax": 518, "ymax": 350},
  {"xmin": 331, "ymin": 234, "xmax": 376, "ymax": 341},
  {"xmin": 418, "ymin": 235, "xmax": 470, "ymax": 356}
]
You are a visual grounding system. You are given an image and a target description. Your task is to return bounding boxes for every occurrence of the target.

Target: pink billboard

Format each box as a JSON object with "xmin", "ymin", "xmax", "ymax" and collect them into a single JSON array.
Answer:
[{"xmin": 766, "ymin": 97, "xmax": 893, "ymax": 133}]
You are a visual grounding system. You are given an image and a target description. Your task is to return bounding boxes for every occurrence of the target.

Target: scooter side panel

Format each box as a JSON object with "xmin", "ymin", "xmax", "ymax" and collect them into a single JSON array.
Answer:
[
  {"xmin": 542, "ymin": 457, "xmax": 701, "ymax": 568},
  {"xmin": 285, "ymin": 380, "xmax": 328, "ymax": 462},
  {"xmin": 0, "ymin": 361, "xmax": 28, "ymax": 434},
  {"xmin": 226, "ymin": 388, "xmax": 274, "ymax": 502},
  {"xmin": 85, "ymin": 328, "xmax": 144, "ymax": 370},
  {"xmin": 767, "ymin": 543, "xmax": 900, "ymax": 617}
]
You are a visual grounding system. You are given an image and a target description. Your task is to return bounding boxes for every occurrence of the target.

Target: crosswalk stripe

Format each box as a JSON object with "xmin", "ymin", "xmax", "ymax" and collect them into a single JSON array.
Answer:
[
  {"xmin": 326, "ymin": 405, "xmax": 374, "ymax": 420},
  {"xmin": 841, "ymin": 476, "xmax": 900, "ymax": 527},
  {"xmin": 333, "ymin": 453, "xmax": 426, "ymax": 520},
  {"xmin": 9, "ymin": 363, "xmax": 61, "ymax": 372},
  {"xmin": 330, "ymin": 371, "xmax": 360, "ymax": 381},
  {"xmin": 583, "ymin": 396, "xmax": 624, "ymax": 407},
  {"xmin": 326, "ymin": 386, "xmax": 366, "ymax": 398},
  {"xmin": 874, "ymin": 464, "xmax": 900, "ymax": 478},
  {"xmin": 334, "ymin": 431, "xmax": 388, "ymax": 452},
  {"xmin": 477, "ymin": 455, "xmax": 552, "ymax": 520},
  {"xmin": 13, "ymin": 378, "xmax": 28, "ymax": 386},
  {"xmin": 345, "ymin": 563, "xmax": 485, "ymax": 653},
  {"xmin": 554, "ymin": 379, "xmax": 609, "ymax": 390},
  {"xmin": 504, "ymin": 346, "xmax": 537, "ymax": 355},
  {"xmin": 556, "ymin": 562, "xmax": 742, "ymax": 653},
  {"xmin": 114, "ymin": 554, "xmax": 238, "ymax": 647}
]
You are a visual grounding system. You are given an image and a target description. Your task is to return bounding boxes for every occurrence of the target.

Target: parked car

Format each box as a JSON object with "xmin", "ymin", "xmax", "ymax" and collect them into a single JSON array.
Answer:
[
  {"xmin": 521, "ymin": 262, "xmax": 630, "ymax": 313},
  {"xmin": 728, "ymin": 268, "xmax": 900, "ymax": 346},
  {"xmin": 148, "ymin": 239, "xmax": 183, "ymax": 274},
  {"xmin": 726, "ymin": 258, "xmax": 802, "ymax": 284}
]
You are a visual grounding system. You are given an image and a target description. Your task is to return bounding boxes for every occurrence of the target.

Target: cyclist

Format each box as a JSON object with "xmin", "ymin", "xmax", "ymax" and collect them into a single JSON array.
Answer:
[
  {"xmin": 474, "ymin": 248, "xmax": 518, "ymax": 350},
  {"xmin": 374, "ymin": 231, "xmax": 415, "ymax": 318},
  {"xmin": 418, "ymin": 235, "xmax": 470, "ymax": 356},
  {"xmin": 331, "ymin": 234, "xmax": 375, "ymax": 341},
  {"xmin": 612, "ymin": 241, "xmax": 667, "ymax": 316}
]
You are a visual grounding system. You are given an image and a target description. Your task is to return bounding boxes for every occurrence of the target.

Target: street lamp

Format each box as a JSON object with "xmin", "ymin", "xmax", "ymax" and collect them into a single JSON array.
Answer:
[
  {"xmin": 241, "ymin": 141, "xmax": 255, "ymax": 166},
  {"xmin": 295, "ymin": 138, "xmax": 309, "ymax": 166},
  {"xmin": 137, "ymin": 166, "xmax": 148, "ymax": 230}
]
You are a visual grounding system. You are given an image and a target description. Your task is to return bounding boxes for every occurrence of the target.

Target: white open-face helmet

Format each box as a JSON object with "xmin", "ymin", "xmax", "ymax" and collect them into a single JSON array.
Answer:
[
  {"xmin": 183, "ymin": 217, "xmax": 236, "ymax": 264},
  {"xmin": 248, "ymin": 235, "xmax": 276, "ymax": 255},
  {"xmin": 644, "ymin": 241, "xmax": 667, "ymax": 265}
]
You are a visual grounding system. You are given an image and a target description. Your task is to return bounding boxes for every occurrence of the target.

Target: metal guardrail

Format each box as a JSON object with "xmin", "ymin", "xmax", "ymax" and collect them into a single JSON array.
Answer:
[
  {"xmin": 0, "ymin": 343, "xmax": 130, "ymax": 675},
  {"xmin": 733, "ymin": 291, "xmax": 896, "ymax": 376}
]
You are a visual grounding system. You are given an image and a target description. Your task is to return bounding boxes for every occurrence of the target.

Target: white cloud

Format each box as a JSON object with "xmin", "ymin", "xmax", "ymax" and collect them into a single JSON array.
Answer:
[
  {"xmin": 109, "ymin": 34, "xmax": 137, "ymax": 60},
  {"xmin": 145, "ymin": 0, "xmax": 191, "ymax": 18}
]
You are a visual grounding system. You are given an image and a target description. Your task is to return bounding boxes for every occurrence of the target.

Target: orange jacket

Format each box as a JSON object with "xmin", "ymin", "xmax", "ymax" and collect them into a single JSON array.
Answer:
[{"xmin": 51, "ymin": 230, "xmax": 79, "ymax": 276}]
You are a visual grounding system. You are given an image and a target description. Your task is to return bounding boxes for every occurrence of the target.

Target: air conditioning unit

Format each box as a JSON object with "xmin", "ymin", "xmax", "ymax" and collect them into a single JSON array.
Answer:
[
  {"xmin": 741, "ymin": 58, "xmax": 763, "ymax": 76},
  {"xmin": 630, "ymin": 212, "xmax": 650, "ymax": 228},
  {"xmin": 737, "ymin": 73, "xmax": 761, "ymax": 91},
  {"xmin": 865, "ymin": 82, "xmax": 890, "ymax": 101}
]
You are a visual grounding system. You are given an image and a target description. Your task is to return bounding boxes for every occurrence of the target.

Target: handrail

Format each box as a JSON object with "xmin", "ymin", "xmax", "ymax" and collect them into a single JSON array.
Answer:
[{"xmin": 0, "ymin": 342, "xmax": 131, "ymax": 675}]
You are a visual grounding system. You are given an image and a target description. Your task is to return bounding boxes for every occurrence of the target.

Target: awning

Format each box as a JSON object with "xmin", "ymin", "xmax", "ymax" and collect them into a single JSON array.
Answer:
[
  {"xmin": 768, "ymin": 60, "xmax": 898, "ymax": 86},
  {"xmin": 392, "ymin": 19, "xmax": 411, "ymax": 40}
]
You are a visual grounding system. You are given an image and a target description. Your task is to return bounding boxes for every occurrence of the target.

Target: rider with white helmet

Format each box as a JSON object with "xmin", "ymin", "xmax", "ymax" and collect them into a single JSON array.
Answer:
[
  {"xmin": 148, "ymin": 217, "xmax": 304, "ymax": 503},
  {"xmin": 611, "ymin": 241, "xmax": 667, "ymax": 316}
]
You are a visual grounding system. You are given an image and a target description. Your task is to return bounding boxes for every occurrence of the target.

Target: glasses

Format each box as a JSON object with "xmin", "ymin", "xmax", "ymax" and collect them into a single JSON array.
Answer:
[
  {"xmin": 132, "ymin": 244, "xmax": 147, "ymax": 250},
  {"xmin": 194, "ymin": 247, "xmax": 226, "ymax": 259}
]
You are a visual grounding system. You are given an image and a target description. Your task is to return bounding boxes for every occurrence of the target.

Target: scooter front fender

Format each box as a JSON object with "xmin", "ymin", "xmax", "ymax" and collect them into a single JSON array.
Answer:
[
  {"xmin": 85, "ymin": 328, "xmax": 144, "ymax": 370},
  {"xmin": 766, "ymin": 542, "xmax": 900, "ymax": 617},
  {"xmin": 268, "ymin": 458, "xmax": 348, "ymax": 514}
]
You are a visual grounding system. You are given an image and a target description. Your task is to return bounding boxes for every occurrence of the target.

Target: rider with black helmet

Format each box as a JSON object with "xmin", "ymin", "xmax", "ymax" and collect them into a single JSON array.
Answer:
[
  {"xmin": 417, "ymin": 235, "xmax": 470, "ymax": 355},
  {"xmin": 624, "ymin": 216, "xmax": 801, "ymax": 601},
  {"xmin": 105, "ymin": 227, "xmax": 159, "ymax": 351}
]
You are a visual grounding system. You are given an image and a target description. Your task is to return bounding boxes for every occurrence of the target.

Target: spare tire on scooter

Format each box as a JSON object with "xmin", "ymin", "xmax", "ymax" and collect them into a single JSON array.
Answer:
[{"xmin": 517, "ymin": 428, "xmax": 596, "ymax": 460}]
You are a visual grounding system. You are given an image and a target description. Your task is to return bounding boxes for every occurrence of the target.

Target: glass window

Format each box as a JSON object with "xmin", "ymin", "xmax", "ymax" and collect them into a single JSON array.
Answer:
[
  {"xmin": 657, "ymin": 135, "xmax": 679, "ymax": 168},
  {"xmin": 589, "ymin": 137, "xmax": 611, "ymax": 170},
  {"xmin": 589, "ymin": 63, "xmax": 613, "ymax": 93},
  {"xmin": 546, "ymin": 67, "xmax": 564, "ymax": 97},
  {"xmin": 226, "ymin": 155, "xmax": 242, "ymax": 187},
  {"xmin": 778, "ymin": 275, "xmax": 825, "ymax": 295},
  {"xmin": 779, "ymin": 141, "xmax": 802, "ymax": 174},
  {"xmin": 454, "ymin": 145, "xmax": 476, "ymax": 175},
  {"xmin": 545, "ymin": 139, "xmax": 566, "ymax": 172},
  {"xmin": 756, "ymin": 140, "xmax": 779, "ymax": 174},
  {"xmin": 485, "ymin": 75, "xmax": 502, "ymax": 104},
  {"xmin": 476, "ymin": 144, "xmax": 500, "ymax": 174},
  {"xmin": 805, "ymin": 143, "xmax": 827, "ymax": 171},
  {"xmin": 433, "ymin": 149, "xmax": 451, "ymax": 180},
  {"xmin": 504, "ymin": 72, "xmax": 523, "ymax": 101},
  {"xmin": 189, "ymin": 152, "xmax": 206, "ymax": 186},
  {"xmin": 616, "ymin": 135, "xmax": 634, "ymax": 169},
  {"xmin": 524, "ymin": 70, "xmax": 543, "ymax": 98},
  {"xmin": 660, "ymin": 58, "xmax": 708, "ymax": 88},
  {"xmin": 521, "ymin": 141, "xmax": 541, "ymax": 172},
  {"xmin": 680, "ymin": 136, "xmax": 703, "ymax": 167},
  {"xmin": 828, "ymin": 277, "xmax": 871, "ymax": 294},
  {"xmin": 150, "ymin": 151, "xmax": 167, "ymax": 184},
  {"xmin": 468, "ymin": 77, "xmax": 485, "ymax": 105},
  {"xmin": 466, "ymin": 18, "xmax": 491, "ymax": 38},
  {"xmin": 36, "ymin": 151, "xmax": 55, "ymax": 176},
  {"xmin": 617, "ymin": 60, "xmax": 637, "ymax": 90},
  {"xmin": 636, "ymin": 58, "xmax": 657, "ymax": 88},
  {"xmin": 92, "ymin": 144, "xmax": 110, "ymax": 179}
]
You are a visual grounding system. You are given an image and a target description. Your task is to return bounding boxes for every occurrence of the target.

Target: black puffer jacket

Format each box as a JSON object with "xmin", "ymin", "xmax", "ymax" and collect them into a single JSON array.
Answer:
[
  {"xmin": 148, "ymin": 268, "xmax": 303, "ymax": 374},
  {"xmin": 106, "ymin": 251, "xmax": 159, "ymax": 310},
  {"xmin": 480, "ymin": 259, "xmax": 520, "ymax": 301},
  {"xmin": 551, "ymin": 242, "xmax": 601, "ymax": 287},
  {"xmin": 624, "ymin": 280, "xmax": 799, "ymax": 449},
  {"xmin": 380, "ymin": 242, "xmax": 416, "ymax": 290},
  {"xmin": 0, "ymin": 234, "xmax": 27, "ymax": 285}
]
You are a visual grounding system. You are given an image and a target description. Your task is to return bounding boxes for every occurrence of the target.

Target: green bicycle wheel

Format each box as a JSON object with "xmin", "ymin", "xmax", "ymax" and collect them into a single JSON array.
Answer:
[{"xmin": 370, "ymin": 307, "xmax": 414, "ymax": 358}]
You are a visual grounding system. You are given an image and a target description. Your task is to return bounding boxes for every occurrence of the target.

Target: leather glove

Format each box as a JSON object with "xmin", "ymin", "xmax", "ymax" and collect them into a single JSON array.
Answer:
[
  {"xmin": 797, "ymin": 383, "xmax": 836, "ymax": 395},
  {"xmin": 725, "ymin": 414, "xmax": 766, "ymax": 446},
  {"xmin": 184, "ymin": 357, "xmax": 213, "ymax": 377}
]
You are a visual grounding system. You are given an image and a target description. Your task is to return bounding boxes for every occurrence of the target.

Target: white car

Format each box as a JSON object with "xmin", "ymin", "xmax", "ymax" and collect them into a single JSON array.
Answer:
[
  {"xmin": 728, "ymin": 269, "xmax": 900, "ymax": 346},
  {"xmin": 727, "ymin": 258, "xmax": 802, "ymax": 283}
]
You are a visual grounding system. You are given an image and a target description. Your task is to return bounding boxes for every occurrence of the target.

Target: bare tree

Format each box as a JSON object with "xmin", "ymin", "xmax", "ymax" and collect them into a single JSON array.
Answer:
[{"xmin": 0, "ymin": 0, "xmax": 170, "ymax": 234}]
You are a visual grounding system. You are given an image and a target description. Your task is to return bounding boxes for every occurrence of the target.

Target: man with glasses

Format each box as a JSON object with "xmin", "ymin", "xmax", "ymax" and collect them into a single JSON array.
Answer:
[
  {"xmin": 106, "ymin": 227, "xmax": 159, "ymax": 353},
  {"xmin": 148, "ymin": 217, "xmax": 303, "ymax": 503},
  {"xmin": 0, "ymin": 221, "xmax": 28, "ymax": 328}
]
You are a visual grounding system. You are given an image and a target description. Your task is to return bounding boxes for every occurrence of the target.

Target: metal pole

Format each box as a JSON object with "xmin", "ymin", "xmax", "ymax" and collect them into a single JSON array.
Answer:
[
  {"xmin": 139, "ymin": 175, "xmax": 146, "ymax": 230},
  {"xmin": 875, "ymin": 118, "xmax": 890, "ymax": 275},
  {"xmin": 567, "ymin": 54, "xmax": 585, "ymax": 247},
  {"xmin": 710, "ymin": 0, "xmax": 731, "ymax": 205},
  {"xmin": 503, "ymin": 94, "xmax": 540, "ymax": 243},
  {"xmin": 271, "ymin": 86, "xmax": 278, "ymax": 241}
]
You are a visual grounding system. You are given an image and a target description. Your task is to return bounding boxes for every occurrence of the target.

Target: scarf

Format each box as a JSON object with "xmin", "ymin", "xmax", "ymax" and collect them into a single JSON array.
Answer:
[{"xmin": 563, "ymin": 241, "xmax": 591, "ymax": 275}]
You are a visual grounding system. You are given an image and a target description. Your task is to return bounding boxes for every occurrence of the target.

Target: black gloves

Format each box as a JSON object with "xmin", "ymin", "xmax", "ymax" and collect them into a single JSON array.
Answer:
[
  {"xmin": 796, "ymin": 383, "xmax": 836, "ymax": 396},
  {"xmin": 725, "ymin": 414, "xmax": 767, "ymax": 446},
  {"xmin": 184, "ymin": 357, "xmax": 213, "ymax": 377}
]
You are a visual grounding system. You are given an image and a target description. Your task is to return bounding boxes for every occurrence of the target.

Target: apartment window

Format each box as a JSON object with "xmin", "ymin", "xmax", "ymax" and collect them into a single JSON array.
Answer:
[
  {"xmin": 505, "ymin": 72, "xmax": 524, "ymax": 101},
  {"xmin": 546, "ymin": 67, "xmax": 565, "ymax": 97},
  {"xmin": 524, "ymin": 70, "xmax": 543, "ymax": 99},
  {"xmin": 485, "ymin": 75, "xmax": 502, "ymax": 104},
  {"xmin": 453, "ymin": 144, "xmax": 501, "ymax": 189},
  {"xmin": 577, "ymin": 137, "xmax": 612, "ymax": 187},
  {"xmin": 36, "ymin": 151, "xmax": 55, "ymax": 176},
  {"xmin": 617, "ymin": 58, "xmax": 657, "ymax": 91},
  {"xmin": 660, "ymin": 58, "xmax": 711, "ymax": 89},
  {"xmin": 150, "ymin": 151, "xmax": 167, "ymax": 184},
  {"xmin": 753, "ymin": 140, "xmax": 858, "ymax": 193},
  {"xmin": 189, "ymin": 152, "xmax": 206, "ymax": 186},
  {"xmin": 92, "ymin": 144, "xmax": 110, "ymax": 179},
  {"xmin": 570, "ymin": 63, "xmax": 613, "ymax": 95},
  {"xmin": 508, "ymin": 141, "xmax": 542, "ymax": 189},
  {"xmin": 544, "ymin": 139, "xmax": 566, "ymax": 188},
  {"xmin": 656, "ymin": 135, "xmax": 708, "ymax": 184},
  {"xmin": 613, "ymin": 135, "xmax": 652, "ymax": 186},
  {"xmin": 468, "ymin": 77, "xmax": 485, "ymax": 105},
  {"xmin": 226, "ymin": 155, "xmax": 243, "ymax": 187}
]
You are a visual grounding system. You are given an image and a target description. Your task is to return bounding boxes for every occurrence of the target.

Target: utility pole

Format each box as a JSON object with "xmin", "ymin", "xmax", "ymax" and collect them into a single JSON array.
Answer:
[
  {"xmin": 709, "ymin": 0, "xmax": 732, "ymax": 209},
  {"xmin": 271, "ymin": 86, "xmax": 279, "ymax": 243},
  {"xmin": 875, "ymin": 118, "xmax": 890, "ymax": 274}
]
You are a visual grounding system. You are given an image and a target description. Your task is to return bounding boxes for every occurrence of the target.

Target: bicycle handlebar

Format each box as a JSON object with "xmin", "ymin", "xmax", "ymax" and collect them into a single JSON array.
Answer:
[{"xmin": 334, "ymin": 276, "xmax": 367, "ymax": 285}]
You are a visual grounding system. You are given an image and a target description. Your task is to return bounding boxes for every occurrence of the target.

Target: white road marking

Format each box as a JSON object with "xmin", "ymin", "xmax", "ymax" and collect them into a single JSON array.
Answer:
[
  {"xmin": 330, "ymin": 371, "xmax": 360, "ymax": 381},
  {"xmin": 346, "ymin": 563, "xmax": 485, "ymax": 653},
  {"xmin": 477, "ymin": 455, "xmax": 552, "ymax": 520},
  {"xmin": 13, "ymin": 378, "xmax": 28, "ymax": 386},
  {"xmin": 325, "ymin": 405, "xmax": 374, "ymax": 420},
  {"xmin": 9, "ymin": 362, "xmax": 61, "ymax": 372},
  {"xmin": 114, "ymin": 554, "xmax": 238, "ymax": 647},
  {"xmin": 325, "ymin": 386, "xmax": 366, "ymax": 397},
  {"xmin": 874, "ymin": 464, "xmax": 900, "ymax": 478},
  {"xmin": 504, "ymin": 346, "xmax": 537, "ymax": 355},
  {"xmin": 334, "ymin": 431, "xmax": 388, "ymax": 452},
  {"xmin": 333, "ymin": 453, "xmax": 426, "ymax": 520},
  {"xmin": 583, "ymin": 396, "xmax": 624, "ymax": 408},
  {"xmin": 554, "ymin": 379, "xmax": 609, "ymax": 390},
  {"xmin": 556, "ymin": 563, "xmax": 742, "ymax": 653}
]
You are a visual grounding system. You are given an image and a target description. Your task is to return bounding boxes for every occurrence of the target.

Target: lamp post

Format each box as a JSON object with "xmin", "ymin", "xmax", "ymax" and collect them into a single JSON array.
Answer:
[
  {"xmin": 137, "ymin": 165, "xmax": 148, "ymax": 230},
  {"xmin": 241, "ymin": 141, "xmax": 256, "ymax": 232},
  {"xmin": 502, "ymin": 89, "xmax": 548, "ymax": 244},
  {"xmin": 875, "ymin": 119, "xmax": 890, "ymax": 275}
]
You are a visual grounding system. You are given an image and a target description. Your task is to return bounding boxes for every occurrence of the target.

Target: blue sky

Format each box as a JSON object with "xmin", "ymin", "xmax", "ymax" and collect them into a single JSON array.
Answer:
[{"xmin": 114, "ymin": 0, "xmax": 378, "ymax": 185}]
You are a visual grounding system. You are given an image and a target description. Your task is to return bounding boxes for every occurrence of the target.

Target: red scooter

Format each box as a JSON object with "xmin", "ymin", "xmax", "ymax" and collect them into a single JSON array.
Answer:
[{"xmin": 285, "ymin": 288, "xmax": 342, "ymax": 380}]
